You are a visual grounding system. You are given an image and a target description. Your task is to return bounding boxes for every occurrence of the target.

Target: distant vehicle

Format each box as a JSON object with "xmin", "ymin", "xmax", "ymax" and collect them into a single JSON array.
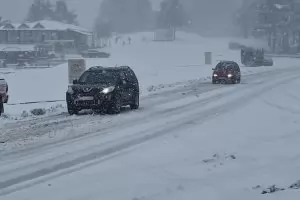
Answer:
[
  {"xmin": 228, "ymin": 42, "xmax": 247, "ymax": 50},
  {"xmin": 241, "ymin": 47, "xmax": 273, "ymax": 67},
  {"xmin": 262, "ymin": 57, "xmax": 274, "ymax": 66},
  {"xmin": 81, "ymin": 50, "xmax": 110, "ymax": 58},
  {"xmin": 66, "ymin": 66, "xmax": 139, "ymax": 115},
  {"xmin": 212, "ymin": 61, "xmax": 241, "ymax": 84},
  {"xmin": 0, "ymin": 78, "xmax": 8, "ymax": 116}
]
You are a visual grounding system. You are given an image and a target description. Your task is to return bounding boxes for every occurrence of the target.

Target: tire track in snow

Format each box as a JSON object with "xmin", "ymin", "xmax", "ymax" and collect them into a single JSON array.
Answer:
[
  {"xmin": 0, "ymin": 67, "xmax": 281, "ymax": 130},
  {"xmin": 0, "ymin": 85, "xmax": 226, "ymax": 162},
  {"xmin": 0, "ymin": 68, "xmax": 283, "ymax": 160},
  {"xmin": 0, "ymin": 67, "xmax": 284, "ymax": 146},
  {"xmin": 0, "ymin": 67, "xmax": 295, "ymax": 161},
  {"xmin": 1, "ymin": 68, "xmax": 300, "ymax": 195}
]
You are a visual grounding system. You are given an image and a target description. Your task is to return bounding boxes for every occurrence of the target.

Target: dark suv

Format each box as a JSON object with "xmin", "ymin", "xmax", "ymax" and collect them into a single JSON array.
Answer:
[
  {"xmin": 212, "ymin": 61, "xmax": 241, "ymax": 84},
  {"xmin": 0, "ymin": 78, "xmax": 8, "ymax": 116},
  {"xmin": 66, "ymin": 66, "xmax": 139, "ymax": 115}
]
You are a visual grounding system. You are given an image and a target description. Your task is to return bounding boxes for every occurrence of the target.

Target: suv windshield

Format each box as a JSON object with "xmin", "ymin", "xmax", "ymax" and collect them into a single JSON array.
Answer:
[
  {"xmin": 78, "ymin": 70, "xmax": 118, "ymax": 84},
  {"xmin": 215, "ymin": 63, "xmax": 234, "ymax": 71}
]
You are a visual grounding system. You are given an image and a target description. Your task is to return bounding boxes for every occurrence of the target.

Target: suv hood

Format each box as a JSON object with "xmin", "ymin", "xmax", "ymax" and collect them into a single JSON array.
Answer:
[{"xmin": 71, "ymin": 83, "xmax": 115, "ymax": 94}]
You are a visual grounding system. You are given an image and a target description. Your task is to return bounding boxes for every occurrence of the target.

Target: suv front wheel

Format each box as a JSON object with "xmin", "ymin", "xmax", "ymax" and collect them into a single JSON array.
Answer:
[
  {"xmin": 108, "ymin": 95, "xmax": 121, "ymax": 114},
  {"xmin": 68, "ymin": 107, "xmax": 79, "ymax": 115},
  {"xmin": 67, "ymin": 103, "xmax": 79, "ymax": 115}
]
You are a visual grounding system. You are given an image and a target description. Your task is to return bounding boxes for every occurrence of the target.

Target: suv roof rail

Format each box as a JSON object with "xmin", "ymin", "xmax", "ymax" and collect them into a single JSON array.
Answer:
[
  {"xmin": 217, "ymin": 60, "xmax": 234, "ymax": 63},
  {"xmin": 119, "ymin": 65, "xmax": 130, "ymax": 68},
  {"xmin": 88, "ymin": 65, "xmax": 131, "ymax": 71},
  {"xmin": 88, "ymin": 66, "xmax": 105, "ymax": 70}
]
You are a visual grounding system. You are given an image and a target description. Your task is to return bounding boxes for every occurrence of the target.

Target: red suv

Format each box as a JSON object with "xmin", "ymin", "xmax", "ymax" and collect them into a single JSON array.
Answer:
[{"xmin": 212, "ymin": 61, "xmax": 241, "ymax": 84}]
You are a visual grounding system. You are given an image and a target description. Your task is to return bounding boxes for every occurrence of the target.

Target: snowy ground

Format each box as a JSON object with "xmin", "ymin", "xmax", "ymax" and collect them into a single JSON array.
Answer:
[
  {"xmin": 1, "ymin": 32, "xmax": 300, "ymax": 199},
  {"xmin": 0, "ymin": 61, "xmax": 300, "ymax": 199},
  {"xmin": 0, "ymin": 32, "xmax": 294, "ymax": 120}
]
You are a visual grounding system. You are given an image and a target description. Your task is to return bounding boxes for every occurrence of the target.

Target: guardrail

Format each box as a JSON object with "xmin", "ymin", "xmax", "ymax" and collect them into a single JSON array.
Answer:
[{"xmin": 7, "ymin": 100, "xmax": 65, "ymax": 106}]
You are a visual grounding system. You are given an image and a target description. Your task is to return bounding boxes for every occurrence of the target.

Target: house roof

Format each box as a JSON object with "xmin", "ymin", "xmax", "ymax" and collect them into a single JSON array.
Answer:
[
  {"xmin": 0, "ymin": 20, "xmax": 92, "ymax": 35},
  {"xmin": 0, "ymin": 44, "xmax": 36, "ymax": 52}
]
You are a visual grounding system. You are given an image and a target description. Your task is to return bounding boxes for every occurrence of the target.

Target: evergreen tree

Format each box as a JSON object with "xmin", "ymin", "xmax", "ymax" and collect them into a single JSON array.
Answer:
[
  {"xmin": 157, "ymin": 0, "xmax": 186, "ymax": 28},
  {"xmin": 26, "ymin": 0, "xmax": 77, "ymax": 25},
  {"xmin": 95, "ymin": 0, "xmax": 153, "ymax": 33},
  {"xmin": 94, "ymin": 19, "xmax": 113, "ymax": 38},
  {"xmin": 0, "ymin": 17, "xmax": 10, "ymax": 26},
  {"xmin": 54, "ymin": 0, "xmax": 78, "ymax": 25},
  {"xmin": 26, "ymin": 0, "xmax": 53, "ymax": 22},
  {"xmin": 134, "ymin": 0, "xmax": 153, "ymax": 30},
  {"xmin": 178, "ymin": 0, "xmax": 242, "ymax": 36}
]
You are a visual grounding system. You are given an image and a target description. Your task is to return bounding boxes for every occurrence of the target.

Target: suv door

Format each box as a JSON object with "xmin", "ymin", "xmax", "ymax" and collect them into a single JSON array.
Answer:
[
  {"xmin": 124, "ymin": 68, "xmax": 138, "ymax": 102},
  {"xmin": 234, "ymin": 63, "xmax": 241, "ymax": 79},
  {"xmin": 118, "ymin": 71, "xmax": 130, "ymax": 103}
]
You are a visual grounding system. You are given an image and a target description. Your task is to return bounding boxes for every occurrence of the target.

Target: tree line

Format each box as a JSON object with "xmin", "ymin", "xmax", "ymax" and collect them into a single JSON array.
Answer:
[
  {"xmin": 12, "ymin": 0, "xmax": 187, "ymax": 38},
  {"xmin": 95, "ymin": 0, "xmax": 187, "ymax": 38},
  {"xmin": 1, "ymin": 0, "xmax": 244, "ymax": 38},
  {"xmin": 26, "ymin": 0, "xmax": 78, "ymax": 25}
]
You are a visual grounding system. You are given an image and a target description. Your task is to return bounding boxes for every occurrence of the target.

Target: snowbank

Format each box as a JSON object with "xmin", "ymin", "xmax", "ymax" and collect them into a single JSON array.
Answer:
[{"xmin": 2, "ymin": 61, "xmax": 300, "ymax": 200}]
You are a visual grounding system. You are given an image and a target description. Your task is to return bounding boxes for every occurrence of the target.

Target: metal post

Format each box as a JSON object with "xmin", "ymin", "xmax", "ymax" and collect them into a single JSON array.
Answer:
[
  {"xmin": 68, "ymin": 59, "xmax": 86, "ymax": 84},
  {"xmin": 205, "ymin": 52, "xmax": 212, "ymax": 65}
]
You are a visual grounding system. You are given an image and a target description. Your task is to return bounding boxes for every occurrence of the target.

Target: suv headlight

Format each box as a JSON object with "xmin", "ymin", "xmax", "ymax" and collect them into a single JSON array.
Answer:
[
  {"xmin": 227, "ymin": 74, "xmax": 233, "ymax": 78},
  {"xmin": 213, "ymin": 74, "xmax": 218, "ymax": 77},
  {"xmin": 102, "ymin": 86, "xmax": 115, "ymax": 94},
  {"xmin": 67, "ymin": 86, "xmax": 74, "ymax": 94}
]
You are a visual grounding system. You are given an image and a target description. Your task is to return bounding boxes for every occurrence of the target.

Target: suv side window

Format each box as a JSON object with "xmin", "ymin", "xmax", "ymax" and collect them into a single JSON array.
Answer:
[
  {"xmin": 125, "ymin": 69, "xmax": 137, "ymax": 83},
  {"xmin": 119, "ymin": 71, "xmax": 126, "ymax": 81},
  {"xmin": 215, "ymin": 63, "xmax": 222, "ymax": 70},
  {"xmin": 234, "ymin": 63, "xmax": 240, "ymax": 72}
]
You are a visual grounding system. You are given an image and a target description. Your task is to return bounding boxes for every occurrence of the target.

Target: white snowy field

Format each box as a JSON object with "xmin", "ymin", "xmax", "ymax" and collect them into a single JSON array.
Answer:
[
  {"xmin": 1, "ymin": 59, "xmax": 300, "ymax": 199},
  {"xmin": 0, "ymin": 32, "xmax": 292, "ymax": 120}
]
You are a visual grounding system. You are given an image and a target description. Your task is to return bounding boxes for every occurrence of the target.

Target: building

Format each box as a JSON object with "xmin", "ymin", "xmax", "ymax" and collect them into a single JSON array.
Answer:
[
  {"xmin": 0, "ymin": 20, "xmax": 93, "ymax": 51},
  {"xmin": 252, "ymin": 0, "xmax": 300, "ymax": 53}
]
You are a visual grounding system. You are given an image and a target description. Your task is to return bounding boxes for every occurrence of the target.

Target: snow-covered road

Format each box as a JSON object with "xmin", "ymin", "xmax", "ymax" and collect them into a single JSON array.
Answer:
[
  {"xmin": 1, "ymin": 65, "xmax": 300, "ymax": 199},
  {"xmin": 0, "ymin": 66, "xmax": 295, "ymax": 152}
]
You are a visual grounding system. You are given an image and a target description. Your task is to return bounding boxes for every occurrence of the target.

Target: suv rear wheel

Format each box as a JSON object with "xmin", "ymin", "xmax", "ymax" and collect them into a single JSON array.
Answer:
[{"xmin": 0, "ymin": 98, "xmax": 4, "ymax": 116}]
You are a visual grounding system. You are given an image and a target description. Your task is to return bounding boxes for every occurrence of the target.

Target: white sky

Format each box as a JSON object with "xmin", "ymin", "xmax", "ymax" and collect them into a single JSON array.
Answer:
[
  {"xmin": 0, "ymin": 0, "xmax": 163, "ymax": 29},
  {"xmin": 0, "ymin": 0, "xmax": 242, "ymax": 30}
]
